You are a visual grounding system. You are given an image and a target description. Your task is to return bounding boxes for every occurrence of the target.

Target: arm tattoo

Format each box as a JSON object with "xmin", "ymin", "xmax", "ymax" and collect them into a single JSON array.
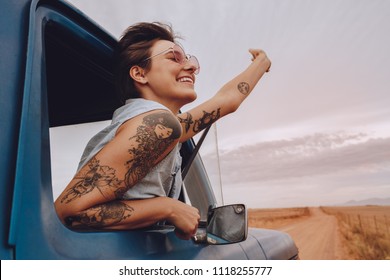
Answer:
[
  {"xmin": 237, "ymin": 82, "xmax": 250, "ymax": 95},
  {"xmin": 178, "ymin": 113, "xmax": 194, "ymax": 133},
  {"xmin": 125, "ymin": 112, "xmax": 180, "ymax": 188},
  {"xmin": 193, "ymin": 109, "xmax": 221, "ymax": 133},
  {"xmin": 60, "ymin": 157, "xmax": 125, "ymax": 204},
  {"xmin": 64, "ymin": 201, "xmax": 134, "ymax": 229},
  {"xmin": 61, "ymin": 112, "xmax": 179, "ymax": 207}
]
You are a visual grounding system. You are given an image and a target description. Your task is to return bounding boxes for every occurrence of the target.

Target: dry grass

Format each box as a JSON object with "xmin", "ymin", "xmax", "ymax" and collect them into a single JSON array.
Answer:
[
  {"xmin": 248, "ymin": 207, "xmax": 311, "ymax": 229},
  {"xmin": 321, "ymin": 206, "xmax": 390, "ymax": 260}
]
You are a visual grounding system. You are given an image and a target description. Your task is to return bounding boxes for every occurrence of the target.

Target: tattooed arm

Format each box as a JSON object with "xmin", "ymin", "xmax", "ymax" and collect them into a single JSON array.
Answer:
[
  {"xmin": 55, "ymin": 110, "xmax": 200, "ymax": 239},
  {"xmin": 62, "ymin": 197, "xmax": 199, "ymax": 240},
  {"xmin": 178, "ymin": 49, "xmax": 271, "ymax": 142}
]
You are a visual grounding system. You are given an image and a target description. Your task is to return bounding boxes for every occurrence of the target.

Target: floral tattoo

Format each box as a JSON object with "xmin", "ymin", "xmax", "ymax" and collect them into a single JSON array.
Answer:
[
  {"xmin": 60, "ymin": 157, "xmax": 124, "ymax": 204},
  {"xmin": 65, "ymin": 201, "xmax": 134, "ymax": 229}
]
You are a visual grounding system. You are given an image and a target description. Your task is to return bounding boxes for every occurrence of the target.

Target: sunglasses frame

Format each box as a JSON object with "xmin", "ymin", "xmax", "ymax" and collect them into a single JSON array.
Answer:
[{"xmin": 143, "ymin": 44, "xmax": 200, "ymax": 75}]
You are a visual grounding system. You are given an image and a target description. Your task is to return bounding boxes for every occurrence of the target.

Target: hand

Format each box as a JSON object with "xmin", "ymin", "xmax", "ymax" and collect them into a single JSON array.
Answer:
[
  {"xmin": 167, "ymin": 199, "xmax": 200, "ymax": 240},
  {"xmin": 249, "ymin": 49, "xmax": 271, "ymax": 72}
]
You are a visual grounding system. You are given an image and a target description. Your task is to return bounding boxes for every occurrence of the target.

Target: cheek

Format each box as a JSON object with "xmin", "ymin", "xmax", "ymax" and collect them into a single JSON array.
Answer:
[{"xmin": 149, "ymin": 71, "xmax": 177, "ymax": 89}]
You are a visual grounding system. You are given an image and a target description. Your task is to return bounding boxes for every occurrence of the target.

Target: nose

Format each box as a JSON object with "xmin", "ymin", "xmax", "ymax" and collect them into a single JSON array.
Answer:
[
  {"xmin": 184, "ymin": 63, "xmax": 197, "ymax": 75},
  {"xmin": 183, "ymin": 56, "xmax": 200, "ymax": 75}
]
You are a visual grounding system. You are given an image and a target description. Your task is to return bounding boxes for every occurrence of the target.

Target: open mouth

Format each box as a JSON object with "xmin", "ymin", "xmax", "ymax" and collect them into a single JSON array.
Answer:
[{"xmin": 177, "ymin": 76, "xmax": 194, "ymax": 84}]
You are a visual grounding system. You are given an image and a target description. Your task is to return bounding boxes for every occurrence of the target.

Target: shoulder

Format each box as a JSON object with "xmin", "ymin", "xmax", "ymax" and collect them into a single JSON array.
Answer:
[
  {"xmin": 117, "ymin": 109, "xmax": 182, "ymax": 141},
  {"xmin": 113, "ymin": 98, "xmax": 169, "ymax": 123}
]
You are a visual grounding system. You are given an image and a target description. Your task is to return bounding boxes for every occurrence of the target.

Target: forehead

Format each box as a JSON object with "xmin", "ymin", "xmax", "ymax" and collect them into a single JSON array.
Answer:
[{"xmin": 150, "ymin": 40, "xmax": 175, "ymax": 55}]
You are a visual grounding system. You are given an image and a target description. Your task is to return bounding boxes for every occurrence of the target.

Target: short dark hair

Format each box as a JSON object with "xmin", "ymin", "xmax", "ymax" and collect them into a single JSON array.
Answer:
[{"xmin": 115, "ymin": 22, "xmax": 178, "ymax": 102}]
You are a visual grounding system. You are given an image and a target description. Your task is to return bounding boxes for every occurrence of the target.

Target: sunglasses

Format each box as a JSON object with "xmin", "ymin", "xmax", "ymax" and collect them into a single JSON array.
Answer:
[{"xmin": 143, "ymin": 44, "xmax": 200, "ymax": 75}]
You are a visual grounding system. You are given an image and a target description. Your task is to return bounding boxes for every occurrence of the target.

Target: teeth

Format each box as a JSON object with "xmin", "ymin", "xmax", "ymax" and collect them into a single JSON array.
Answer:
[{"xmin": 178, "ymin": 77, "xmax": 193, "ymax": 83}]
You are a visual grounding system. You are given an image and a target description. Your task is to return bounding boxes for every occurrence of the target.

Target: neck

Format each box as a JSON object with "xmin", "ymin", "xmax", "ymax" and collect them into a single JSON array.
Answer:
[{"xmin": 140, "ymin": 94, "xmax": 181, "ymax": 114}]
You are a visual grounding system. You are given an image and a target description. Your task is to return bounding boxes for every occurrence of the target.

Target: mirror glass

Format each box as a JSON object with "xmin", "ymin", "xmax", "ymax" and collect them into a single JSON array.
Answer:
[{"xmin": 206, "ymin": 204, "xmax": 247, "ymax": 244}]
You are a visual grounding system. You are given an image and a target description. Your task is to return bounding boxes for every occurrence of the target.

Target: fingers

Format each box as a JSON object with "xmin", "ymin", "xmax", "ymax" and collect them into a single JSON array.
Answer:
[
  {"xmin": 249, "ymin": 48, "xmax": 262, "ymax": 61},
  {"xmin": 249, "ymin": 48, "xmax": 271, "ymax": 72},
  {"xmin": 249, "ymin": 48, "xmax": 267, "ymax": 61},
  {"xmin": 266, "ymin": 61, "xmax": 271, "ymax": 72},
  {"xmin": 168, "ymin": 200, "xmax": 200, "ymax": 240},
  {"xmin": 174, "ymin": 216, "xmax": 199, "ymax": 240}
]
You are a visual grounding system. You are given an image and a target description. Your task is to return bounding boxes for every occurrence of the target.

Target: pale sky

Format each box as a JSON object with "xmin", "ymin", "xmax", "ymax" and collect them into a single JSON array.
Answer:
[{"xmin": 51, "ymin": 0, "xmax": 390, "ymax": 208}]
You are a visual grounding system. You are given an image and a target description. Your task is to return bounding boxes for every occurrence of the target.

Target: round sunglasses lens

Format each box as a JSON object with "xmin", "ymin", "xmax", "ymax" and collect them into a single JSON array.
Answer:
[
  {"xmin": 173, "ymin": 45, "xmax": 200, "ymax": 74},
  {"xmin": 190, "ymin": 56, "xmax": 200, "ymax": 74},
  {"xmin": 173, "ymin": 45, "xmax": 186, "ymax": 63}
]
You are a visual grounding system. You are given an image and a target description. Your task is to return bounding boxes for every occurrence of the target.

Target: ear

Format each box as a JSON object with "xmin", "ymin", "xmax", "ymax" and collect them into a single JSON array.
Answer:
[{"xmin": 129, "ymin": 65, "xmax": 148, "ymax": 84}]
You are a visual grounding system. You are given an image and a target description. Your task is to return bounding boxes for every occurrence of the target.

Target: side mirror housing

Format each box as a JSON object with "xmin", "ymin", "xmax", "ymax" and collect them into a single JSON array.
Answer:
[
  {"xmin": 193, "ymin": 204, "xmax": 248, "ymax": 245},
  {"xmin": 207, "ymin": 204, "xmax": 248, "ymax": 244}
]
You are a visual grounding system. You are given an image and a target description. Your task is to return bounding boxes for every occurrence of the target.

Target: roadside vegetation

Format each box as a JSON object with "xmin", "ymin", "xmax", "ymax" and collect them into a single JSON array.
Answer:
[{"xmin": 321, "ymin": 206, "xmax": 390, "ymax": 260}]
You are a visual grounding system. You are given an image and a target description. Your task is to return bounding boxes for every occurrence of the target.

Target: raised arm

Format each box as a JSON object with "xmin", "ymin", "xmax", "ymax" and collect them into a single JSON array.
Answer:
[
  {"xmin": 177, "ymin": 49, "xmax": 271, "ymax": 142},
  {"xmin": 54, "ymin": 109, "xmax": 200, "ymax": 239}
]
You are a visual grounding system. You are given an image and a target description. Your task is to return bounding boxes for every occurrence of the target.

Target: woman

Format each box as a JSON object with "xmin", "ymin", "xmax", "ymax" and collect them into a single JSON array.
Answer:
[{"xmin": 54, "ymin": 22, "xmax": 271, "ymax": 240}]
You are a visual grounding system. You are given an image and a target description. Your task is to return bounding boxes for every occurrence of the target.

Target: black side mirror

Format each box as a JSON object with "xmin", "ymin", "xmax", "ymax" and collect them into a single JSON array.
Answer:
[
  {"xmin": 193, "ymin": 204, "xmax": 248, "ymax": 245},
  {"xmin": 207, "ymin": 204, "xmax": 247, "ymax": 244}
]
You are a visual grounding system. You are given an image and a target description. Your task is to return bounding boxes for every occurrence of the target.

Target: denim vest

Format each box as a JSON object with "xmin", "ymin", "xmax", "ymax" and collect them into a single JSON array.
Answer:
[{"xmin": 77, "ymin": 98, "xmax": 182, "ymax": 199}]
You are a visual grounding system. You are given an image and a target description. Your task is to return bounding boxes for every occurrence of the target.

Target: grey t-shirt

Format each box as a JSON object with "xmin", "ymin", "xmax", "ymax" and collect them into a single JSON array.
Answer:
[{"xmin": 77, "ymin": 98, "xmax": 182, "ymax": 200}]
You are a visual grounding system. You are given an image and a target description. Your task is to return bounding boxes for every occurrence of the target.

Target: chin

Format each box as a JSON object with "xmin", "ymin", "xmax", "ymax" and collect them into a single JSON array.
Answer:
[
  {"xmin": 177, "ymin": 96, "xmax": 196, "ymax": 110},
  {"xmin": 183, "ymin": 91, "xmax": 197, "ymax": 104}
]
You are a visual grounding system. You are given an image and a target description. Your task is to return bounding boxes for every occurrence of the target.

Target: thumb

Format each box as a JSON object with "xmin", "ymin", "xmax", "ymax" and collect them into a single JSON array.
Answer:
[{"xmin": 248, "ymin": 49, "xmax": 259, "ymax": 61}]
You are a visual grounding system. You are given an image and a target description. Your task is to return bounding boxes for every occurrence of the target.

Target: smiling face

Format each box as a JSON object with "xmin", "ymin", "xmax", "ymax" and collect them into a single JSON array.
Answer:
[{"xmin": 140, "ymin": 40, "xmax": 198, "ymax": 112}]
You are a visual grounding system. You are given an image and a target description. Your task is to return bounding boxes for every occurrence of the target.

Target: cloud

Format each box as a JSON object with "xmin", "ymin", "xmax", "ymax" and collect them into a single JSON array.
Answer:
[{"xmin": 203, "ymin": 132, "xmax": 390, "ymax": 185}]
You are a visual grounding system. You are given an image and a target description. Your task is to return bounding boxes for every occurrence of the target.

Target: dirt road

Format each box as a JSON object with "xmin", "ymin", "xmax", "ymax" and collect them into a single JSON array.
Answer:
[{"xmin": 277, "ymin": 207, "xmax": 347, "ymax": 260}]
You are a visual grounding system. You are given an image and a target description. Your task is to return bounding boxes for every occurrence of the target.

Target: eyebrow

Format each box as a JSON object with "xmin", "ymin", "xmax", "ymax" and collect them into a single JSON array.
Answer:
[{"xmin": 146, "ymin": 46, "xmax": 174, "ymax": 60}]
